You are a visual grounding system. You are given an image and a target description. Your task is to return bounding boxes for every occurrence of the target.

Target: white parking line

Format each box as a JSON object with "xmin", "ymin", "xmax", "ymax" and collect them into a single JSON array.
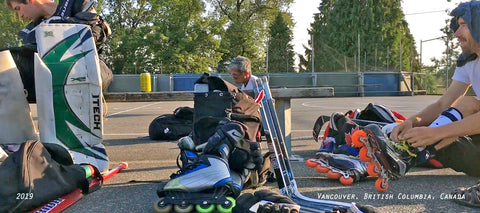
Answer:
[
  {"xmin": 104, "ymin": 133, "xmax": 148, "ymax": 136},
  {"xmin": 106, "ymin": 102, "xmax": 161, "ymax": 118}
]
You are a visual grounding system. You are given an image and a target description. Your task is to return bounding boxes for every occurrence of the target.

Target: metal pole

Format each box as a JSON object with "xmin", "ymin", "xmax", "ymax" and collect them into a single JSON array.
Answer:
[
  {"xmin": 387, "ymin": 47, "xmax": 389, "ymax": 72},
  {"xmin": 357, "ymin": 34, "xmax": 361, "ymax": 72},
  {"xmin": 400, "ymin": 39, "xmax": 402, "ymax": 72},
  {"xmin": 354, "ymin": 54, "xmax": 356, "ymax": 73},
  {"xmin": 364, "ymin": 50, "xmax": 367, "ymax": 72},
  {"xmin": 446, "ymin": 42, "xmax": 450, "ymax": 88},
  {"xmin": 266, "ymin": 37, "xmax": 269, "ymax": 74},
  {"xmin": 311, "ymin": 33, "xmax": 314, "ymax": 73},
  {"xmin": 420, "ymin": 40, "xmax": 423, "ymax": 70},
  {"xmin": 311, "ymin": 33, "xmax": 316, "ymax": 85}
]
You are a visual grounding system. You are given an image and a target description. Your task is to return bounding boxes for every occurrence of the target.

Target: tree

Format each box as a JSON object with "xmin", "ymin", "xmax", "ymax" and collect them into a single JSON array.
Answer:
[
  {"xmin": 429, "ymin": 18, "xmax": 460, "ymax": 92},
  {"xmin": 0, "ymin": 6, "xmax": 27, "ymax": 48},
  {"xmin": 102, "ymin": 0, "xmax": 225, "ymax": 74},
  {"xmin": 206, "ymin": 0, "xmax": 293, "ymax": 73},
  {"xmin": 302, "ymin": 0, "xmax": 419, "ymax": 73},
  {"xmin": 267, "ymin": 12, "xmax": 295, "ymax": 73}
]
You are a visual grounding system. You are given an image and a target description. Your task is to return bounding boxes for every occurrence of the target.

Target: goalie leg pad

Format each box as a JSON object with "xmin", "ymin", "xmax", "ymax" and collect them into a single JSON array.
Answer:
[
  {"xmin": 35, "ymin": 24, "xmax": 108, "ymax": 172},
  {"xmin": 0, "ymin": 50, "xmax": 38, "ymax": 144}
]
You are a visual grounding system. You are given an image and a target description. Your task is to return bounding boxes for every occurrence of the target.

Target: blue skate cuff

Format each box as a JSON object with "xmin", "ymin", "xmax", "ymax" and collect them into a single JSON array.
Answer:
[
  {"xmin": 185, "ymin": 150, "xmax": 197, "ymax": 158},
  {"xmin": 334, "ymin": 144, "xmax": 359, "ymax": 156}
]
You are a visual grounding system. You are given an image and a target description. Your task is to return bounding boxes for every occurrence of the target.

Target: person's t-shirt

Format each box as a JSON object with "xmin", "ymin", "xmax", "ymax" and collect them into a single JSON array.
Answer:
[
  {"xmin": 241, "ymin": 75, "xmax": 259, "ymax": 91},
  {"xmin": 452, "ymin": 57, "xmax": 480, "ymax": 98},
  {"xmin": 19, "ymin": 0, "xmax": 96, "ymax": 49}
]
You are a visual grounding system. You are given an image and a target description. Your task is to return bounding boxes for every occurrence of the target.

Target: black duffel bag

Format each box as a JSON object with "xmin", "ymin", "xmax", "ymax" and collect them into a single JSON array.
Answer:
[{"xmin": 148, "ymin": 107, "xmax": 194, "ymax": 140}]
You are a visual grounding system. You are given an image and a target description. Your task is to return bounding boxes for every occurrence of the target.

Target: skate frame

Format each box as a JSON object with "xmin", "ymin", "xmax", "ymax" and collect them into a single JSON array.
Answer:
[{"xmin": 253, "ymin": 77, "xmax": 362, "ymax": 213}]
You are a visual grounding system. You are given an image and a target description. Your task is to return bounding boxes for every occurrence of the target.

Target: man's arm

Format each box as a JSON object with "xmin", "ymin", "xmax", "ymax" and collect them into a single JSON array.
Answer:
[
  {"xmin": 390, "ymin": 80, "xmax": 470, "ymax": 141},
  {"xmin": 404, "ymin": 110, "xmax": 480, "ymax": 148},
  {"xmin": 411, "ymin": 80, "xmax": 470, "ymax": 127}
]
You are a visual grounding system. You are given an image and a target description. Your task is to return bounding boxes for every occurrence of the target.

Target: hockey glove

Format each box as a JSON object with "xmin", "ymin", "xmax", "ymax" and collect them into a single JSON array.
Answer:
[
  {"xmin": 249, "ymin": 142, "xmax": 263, "ymax": 171},
  {"xmin": 233, "ymin": 190, "xmax": 300, "ymax": 213},
  {"xmin": 203, "ymin": 122, "xmax": 245, "ymax": 159}
]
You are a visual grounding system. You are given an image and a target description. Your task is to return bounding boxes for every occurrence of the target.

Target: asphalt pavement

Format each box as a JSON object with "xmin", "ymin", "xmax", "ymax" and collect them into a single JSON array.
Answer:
[{"xmin": 40, "ymin": 96, "xmax": 480, "ymax": 213}]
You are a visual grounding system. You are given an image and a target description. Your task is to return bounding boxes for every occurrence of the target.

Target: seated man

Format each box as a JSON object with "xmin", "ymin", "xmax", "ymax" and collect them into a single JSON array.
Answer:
[
  {"xmin": 351, "ymin": 1, "xmax": 480, "ymax": 207},
  {"xmin": 229, "ymin": 56, "xmax": 259, "ymax": 91}
]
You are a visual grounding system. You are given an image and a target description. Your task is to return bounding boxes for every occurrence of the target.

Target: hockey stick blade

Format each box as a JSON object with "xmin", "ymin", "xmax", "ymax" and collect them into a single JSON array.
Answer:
[{"xmin": 254, "ymin": 90, "xmax": 265, "ymax": 103}]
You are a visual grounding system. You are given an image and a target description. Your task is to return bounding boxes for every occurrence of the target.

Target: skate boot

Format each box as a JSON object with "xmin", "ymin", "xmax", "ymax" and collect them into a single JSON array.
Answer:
[
  {"xmin": 154, "ymin": 154, "xmax": 237, "ymax": 213},
  {"xmin": 351, "ymin": 124, "xmax": 416, "ymax": 192},
  {"xmin": 317, "ymin": 112, "xmax": 360, "ymax": 156},
  {"xmin": 306, "ymin": 152, "xmax": 369, "ymax": 185}
]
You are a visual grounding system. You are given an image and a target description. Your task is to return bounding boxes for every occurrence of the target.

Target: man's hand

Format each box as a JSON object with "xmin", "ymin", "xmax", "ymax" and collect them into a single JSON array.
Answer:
[
  {"xmin": 403, "ymin": 127, "xmax": 443, "ymax": 147},
  {"xmin": 390, "ymin": 119, "xmax": 414, "ymax": 142}
]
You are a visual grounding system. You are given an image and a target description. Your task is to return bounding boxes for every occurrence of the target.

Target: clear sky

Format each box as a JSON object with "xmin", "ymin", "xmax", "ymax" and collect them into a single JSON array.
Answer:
[{"xmin": 290, "ymin": 0, "xmax": 464, "ymax": 67}]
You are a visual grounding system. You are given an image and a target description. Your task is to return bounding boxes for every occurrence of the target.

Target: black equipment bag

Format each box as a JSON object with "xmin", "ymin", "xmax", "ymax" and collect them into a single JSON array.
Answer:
[
  {"xmin": 0, "ymin": 140, "xmax": 90, "ymax": 213},
  {"xmin": 148, "ymin": 107, "xmax": 194, "ymax": 140}
]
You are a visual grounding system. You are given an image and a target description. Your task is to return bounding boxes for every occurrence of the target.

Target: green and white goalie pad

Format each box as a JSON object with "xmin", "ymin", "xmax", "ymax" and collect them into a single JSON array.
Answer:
[{"xmin": 34, "ymin": 23, "xmax": 108, "ymax": 172}]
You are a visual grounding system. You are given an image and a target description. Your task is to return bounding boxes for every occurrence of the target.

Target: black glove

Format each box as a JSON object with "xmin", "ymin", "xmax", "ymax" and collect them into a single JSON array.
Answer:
[
  {"xmin": 228, "ymin": 140, "xmax": 263, "ymax": 173},
  {"xmin": 203, "ymin": 122, "xmax": 245, "ymax": 159},
  {"xmin": 247, "ymin": 142, "xmax": 262, "ymax": 171},
  {"xmin": 233, "ymin": 190, "xmax": 300, "ymax": 213}
]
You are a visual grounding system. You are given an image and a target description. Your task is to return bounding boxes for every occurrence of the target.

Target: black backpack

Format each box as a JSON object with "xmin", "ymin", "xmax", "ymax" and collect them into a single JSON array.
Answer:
[
  {"xmin": 148, "ymin": 107, "xmax": 194, "ymax": 141},
  {"xmin": 192, "ymin": 73, "xmax": 261, "ymax": 149}
]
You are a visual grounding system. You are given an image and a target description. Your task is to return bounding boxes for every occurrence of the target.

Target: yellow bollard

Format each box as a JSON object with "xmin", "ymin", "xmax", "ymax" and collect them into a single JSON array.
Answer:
[{"xmin": 140, "ymin": 72, "xmax": 151, "ymax": 92}]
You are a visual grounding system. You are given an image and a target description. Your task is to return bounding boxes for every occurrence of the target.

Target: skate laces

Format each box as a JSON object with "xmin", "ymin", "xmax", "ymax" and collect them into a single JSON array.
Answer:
[
  {"xmin": 171, "ymin": 156, "xmax": 204, "ymax": 179},
  {"xmin": 390, "ymin": 139, "xmax": 417, "ymax": 157}
]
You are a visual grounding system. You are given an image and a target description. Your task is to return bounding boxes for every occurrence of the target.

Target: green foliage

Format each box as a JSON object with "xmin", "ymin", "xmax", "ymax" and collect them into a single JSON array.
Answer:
[
  {"xmin": 428, "ymin": 18, "xmax": 460, "ymax": 92},
  {"xmin": 301, "ymin": 0, "xmax": 419, "ymax": 73},
  {"xmin": 267, "ymin": 12, "xmax": 295, "ymax": 73},
  {"xmin": 102, "ymin": 0, "xmax": 225, "ymax": 74},
  {"xmin": 0, "ymin": 5, "xmax": 26, "ymax": 48},
  {"xmin": 206, "ymin": 0, "xmax": 293, "ymax": 73}
]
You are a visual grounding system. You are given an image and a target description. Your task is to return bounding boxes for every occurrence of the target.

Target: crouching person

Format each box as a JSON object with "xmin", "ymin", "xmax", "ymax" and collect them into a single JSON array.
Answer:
[{"xmin": 0, "ymin": 0, "xmax": 112, "ymax": 211}]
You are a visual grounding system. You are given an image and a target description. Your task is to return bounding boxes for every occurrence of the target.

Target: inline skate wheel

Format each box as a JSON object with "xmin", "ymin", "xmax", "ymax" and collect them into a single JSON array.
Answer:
[
  {"xmin": 216, "ymin": 197, "xmax": 235, "ymax": 213},
  {"xmin": 315, "ymin": 165, "xmax": 330, "ymax": 173},
  {"xmin": 339, "ymin": 176, "xmax": 354, "ymax": 185},
  {"xmin": 153, "ymin": 197, "xmax": 172, "ymax": 213},
  {"xmin": 196, "ymin": 202, "xmax": 215, "ymax": 213},
  {"xmin": 367, "ymin": 162, "xmax": 380, "ymax": 177},
  {"xmin": 327, "ymin": 170, "xmax": 341, "ymax": 179},
  {"xmin": 174, "ymin": 204, "xmax": 194, "ymax": 213},
  {"xmin": 305, "ymin": 159, "xmax": 317, "ymax": 168},
  {"xmin": 375, "ymin": 178, "xmax": 388, "ymax": 193},
  {"xmin": 352, "ymin": 130, "xmax": 367, "ymax": 148},
  {"xmin": 359, "ymin": 147, "xmax": 372, "ymax": 162}
]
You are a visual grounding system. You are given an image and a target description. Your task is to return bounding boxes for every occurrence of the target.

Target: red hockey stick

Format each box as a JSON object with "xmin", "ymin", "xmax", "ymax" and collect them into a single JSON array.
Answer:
[{"xmin": 30, "ymin": 162, "xmax": 128, "ymax": 213}]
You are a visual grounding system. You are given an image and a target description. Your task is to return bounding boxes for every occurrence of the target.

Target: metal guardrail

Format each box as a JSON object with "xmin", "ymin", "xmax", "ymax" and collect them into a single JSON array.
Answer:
[{"xmin": 107, "ymin": 72, "xmax": 420, "ymax": 96}]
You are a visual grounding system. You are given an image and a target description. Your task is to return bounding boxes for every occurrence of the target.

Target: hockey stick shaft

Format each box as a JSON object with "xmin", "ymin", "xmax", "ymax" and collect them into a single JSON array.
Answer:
[
  {"xmin": 30, "ymin": 162, "xmax": 128, "ymax": 213},
  {"xmin": 254, "ymin": 77, "xmax": 362, "ymax": 212}
]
